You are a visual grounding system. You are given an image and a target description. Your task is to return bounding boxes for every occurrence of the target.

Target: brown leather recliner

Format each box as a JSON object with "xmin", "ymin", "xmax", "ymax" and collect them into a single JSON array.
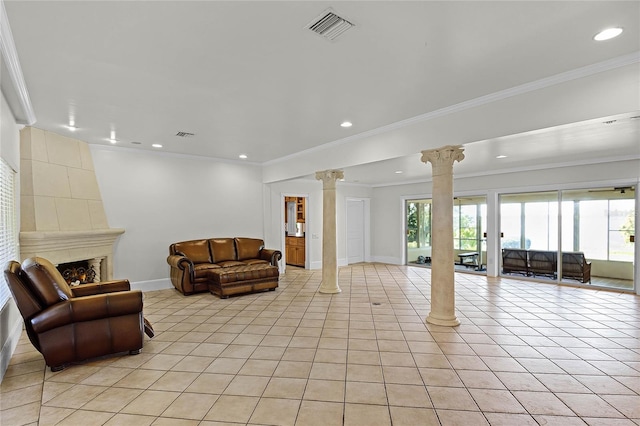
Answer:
[{"xmin": 4, "ymin": 257, "xmax": 154, "ymax": 371}]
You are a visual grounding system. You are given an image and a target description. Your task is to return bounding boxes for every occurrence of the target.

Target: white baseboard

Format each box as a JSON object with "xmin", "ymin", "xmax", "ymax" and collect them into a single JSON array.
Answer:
[
  {"xmin": 131, "ymin": 278, "xmax": 173, "ymax": 292},
  {"xmin": 0, "ymin": 310, "xmax": 24, "ymax": 383},
  {"xmin": 371, "ymin": 256, "xmax": 402, "ymax": 265},
  {"xmin": 309, "ymin": 261, "xmax": 322, "ymax": 270},
  {"xmin": 309, "ymin": 257, "xmax": 400, "ymax": 269},
  {"xmin": 308, "ymin": 258, "xmax": 348, "ymax": 270}
]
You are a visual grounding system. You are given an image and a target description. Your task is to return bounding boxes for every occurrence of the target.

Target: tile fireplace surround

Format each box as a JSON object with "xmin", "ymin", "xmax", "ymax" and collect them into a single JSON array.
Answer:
[{"xmin": 19, "ymin": 127, "xmax": 123, "ymax": 280}]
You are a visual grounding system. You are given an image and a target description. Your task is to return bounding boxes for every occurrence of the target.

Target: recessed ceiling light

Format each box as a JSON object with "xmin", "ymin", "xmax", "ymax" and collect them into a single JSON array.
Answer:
[
  {"xmin": 340, "ymin": 121, "xmax": 352, "ymax": 128},
  {"xmin": 239, "ymin": 154, "xmax": 248, "ymax": 159},
  {"xmin": 394, "ymin": 170, "xmax": 403, "ymax": 174},
  {"xmin": 594, "ymin": 27, "xmax": 623, "ymax": 41},
  {"xmin": 152, "ymin": 144, "xmax": 162, "ymax": 148},
  {"xmin": 66, "ymin": 125, "xmax": 77, "ymax": 131},
  {"xmin": 109, "ymin": 139, "xmax": 117, "ymax": 144},
  {"xmin": 496, "ymin": 155, "xmax": 507, "ymax": 159}
]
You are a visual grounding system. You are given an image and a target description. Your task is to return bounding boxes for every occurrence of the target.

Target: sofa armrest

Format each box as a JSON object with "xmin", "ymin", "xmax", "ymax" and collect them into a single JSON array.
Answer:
[
  {"xmin": 31, "ymin": 291, "xmax": 144, "ymax": 334},
  {"xmin": 167, "ymin": 252, "xmax": 197, "ymax": 283},
  {"xmin": 167, "ymin": 252, "xmax": 193, "ymax": 269},
  {"xmin": 260, "ymin": 249, "xmax": 282, "ymax": 266},
  {"xmin": 584, "ymin": 261, "xmax": 591, "ymax": 277},
  {"xmin": 71, "ymin": 280, "xmax": 131, "ymax": 297}
]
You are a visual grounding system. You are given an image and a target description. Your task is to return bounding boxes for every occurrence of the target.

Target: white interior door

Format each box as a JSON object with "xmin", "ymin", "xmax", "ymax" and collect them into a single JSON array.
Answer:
[{"xmin": 347, "ymin": 199, "xmax": 365, "ymax": 264}]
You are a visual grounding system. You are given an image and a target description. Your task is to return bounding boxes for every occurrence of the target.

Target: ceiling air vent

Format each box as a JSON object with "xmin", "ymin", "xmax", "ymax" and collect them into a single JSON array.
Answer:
[
  {"xmin": 175, "ymin": 131, "xmax": 195, "ymax": 138},
  {"xmin": 306, "ymin": 9, "xmax": 355, "ymax": 42}
]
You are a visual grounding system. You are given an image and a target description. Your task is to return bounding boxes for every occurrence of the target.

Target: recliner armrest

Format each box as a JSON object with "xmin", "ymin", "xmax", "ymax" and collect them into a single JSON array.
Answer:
[
  {"xmin": 71, "ymin": 280, "xmax": 131, "ymax": 297},
  {"xmin": 30, "ymin": 291, "xmax": 144, "ymax": 334}
]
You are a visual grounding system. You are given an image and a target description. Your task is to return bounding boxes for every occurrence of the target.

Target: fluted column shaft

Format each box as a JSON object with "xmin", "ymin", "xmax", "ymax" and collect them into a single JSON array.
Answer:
[
  {"xmin": 421, "ymin": 145, "xmax": 465, "ymax": 326},
  {"xmin": 315, "ymin": 169, "xmax": 344, "ymax": 294},
  {"xmin": 89, "ymin": 257, "xmax": 104, "ymax": 282}
]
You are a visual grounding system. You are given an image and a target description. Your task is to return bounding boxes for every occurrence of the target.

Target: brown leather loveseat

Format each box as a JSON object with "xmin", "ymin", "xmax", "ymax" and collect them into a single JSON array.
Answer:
[
  {"xmin": 167, "ymin": 237, "xmax": 282, "ymax": 298},
  {"xmin": 4, "ymin": 257, "xmax": 153, "ymax": 371}
]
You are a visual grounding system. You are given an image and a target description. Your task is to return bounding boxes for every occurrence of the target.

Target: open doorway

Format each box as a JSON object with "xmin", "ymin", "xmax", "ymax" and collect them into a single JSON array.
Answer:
[{"xmin": 284, "ymin": 195, "xmax": 307, "ymax": 269}]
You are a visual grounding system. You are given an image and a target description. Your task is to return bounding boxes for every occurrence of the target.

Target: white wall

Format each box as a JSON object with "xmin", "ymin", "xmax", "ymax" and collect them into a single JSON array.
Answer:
[
  {"xmin": 0, "ymin": 91, "xmax": 23, "ymax": 382},
  {"xmin": 91, "ymin": 146, "xmax": 265, "ymax": 287},
  {"xmin": 264, "ymin": 178, "xmax": 373, "ymax": 270},
  {"xmin": 371, "ymin": 159, "xmax": 640, "ymax": 283}
]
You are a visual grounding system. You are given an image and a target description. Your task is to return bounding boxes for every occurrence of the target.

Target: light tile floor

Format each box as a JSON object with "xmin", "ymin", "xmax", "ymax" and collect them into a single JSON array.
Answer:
[{"xmin": 1, "ymin": 263, "xmax": 639, "ymax": 425}]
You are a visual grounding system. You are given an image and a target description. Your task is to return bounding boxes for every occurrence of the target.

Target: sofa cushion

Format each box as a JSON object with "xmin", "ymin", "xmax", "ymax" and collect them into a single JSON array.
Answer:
[
  {"xmin": 174, "ymin": 240, "xmax": 212, "ymax": 264},
  {"xmin": 216, "ymin": 260, "xmax": 245, "ymax": 268},
  {"xmin": 242, "ymin": 259, "xmax": 269, "ymax": 266},
  {"xmin": 235, "ymin": 238, "xmax": 265, "ymax": 261},
  {"xmin": 193, "ymin": 263, "xmax": 221, "ymax": 279},
  {"xmin": 209, "ymin": 238, "xmax": 237, "ymax": 263},
  {"xmin": 208, "ymin": 264, "xmax": 279, "ymax": 284}
]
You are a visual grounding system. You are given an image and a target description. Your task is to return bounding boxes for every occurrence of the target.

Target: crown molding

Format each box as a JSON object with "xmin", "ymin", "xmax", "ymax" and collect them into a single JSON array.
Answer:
[
  {"xmin": 264, "ymin": 51, "xmax": 640, "ymax": 168},
  {"xmin": 371, "ymin": 154, "xmax": 640, "ymax": 188},
  {"xmin": 89, "ymin": 142, "xmax": 262, "ymax": 166},
  {"xmin": 0, "ymin": 0, "xmax": 35, "ymax": 125}
]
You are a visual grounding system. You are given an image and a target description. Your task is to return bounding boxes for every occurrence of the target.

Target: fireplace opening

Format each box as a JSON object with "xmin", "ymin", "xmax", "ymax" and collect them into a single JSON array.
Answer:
[{"xmin": 56, "ymin": 260, "xmax": 97, "ymax": 286}]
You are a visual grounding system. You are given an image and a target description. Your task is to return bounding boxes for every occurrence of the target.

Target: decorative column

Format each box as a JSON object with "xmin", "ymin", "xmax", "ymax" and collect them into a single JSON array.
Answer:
[
  {"xmin": 421, "ymin": 145, "xmax": 465, "ymax": 326},
  {"xmin": 89, "ymin": 257, "xmax": 104, "ymax": 282},
  {"xmin": 315, "ymin": 169, "xmax": 344, "ymax": 294}
]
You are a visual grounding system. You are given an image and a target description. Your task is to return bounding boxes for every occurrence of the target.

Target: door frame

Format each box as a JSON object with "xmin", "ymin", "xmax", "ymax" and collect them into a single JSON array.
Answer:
[{"xmin": 281, "ymin": 192, "xmax": 309, "ymax": 272}]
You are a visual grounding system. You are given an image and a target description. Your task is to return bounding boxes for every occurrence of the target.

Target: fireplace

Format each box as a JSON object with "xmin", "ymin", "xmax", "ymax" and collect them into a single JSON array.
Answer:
[
  {"xmin": 19, "ymin": 127, "xmax": 124, "ymax": 281},
  {"xmin": 56, "ymin": 260, "xmax": 97, "ymax": 285},
  {"xmin": 19, "ymin": 229, "xmax": 124, "ymax": 282}
]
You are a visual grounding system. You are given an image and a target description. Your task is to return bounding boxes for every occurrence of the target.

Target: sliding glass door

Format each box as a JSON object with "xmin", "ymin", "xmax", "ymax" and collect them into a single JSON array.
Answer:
[
  {"xmin": 406, "ymin": 196, "xmax": 487, "ymax": 273},
  {"xmin": 454, "ymin": 197, "xmax": 487, "ymax": 271},
  {"xmin": 407, "ymin": 199, "xmax": 433, "ymax": 265},
  {"xmin": 560, "ymin": 187, "xmax": 635, "ymax": 289},
  {"xmin": 500, "ymin": 186, "xmax": 635, "ymax": 290},
  {"xmin": 500, "ymin": 191, "xmax": 558, "ymax": 251}
]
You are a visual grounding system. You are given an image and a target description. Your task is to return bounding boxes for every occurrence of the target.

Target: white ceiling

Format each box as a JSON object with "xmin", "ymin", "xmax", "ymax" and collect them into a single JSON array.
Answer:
[{"xmin": 3, "ymin": 1, "xmax": 640, "ymax": 185}]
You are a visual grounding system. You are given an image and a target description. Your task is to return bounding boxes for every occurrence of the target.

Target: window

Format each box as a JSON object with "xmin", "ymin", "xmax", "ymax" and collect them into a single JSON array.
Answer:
[
  {"xmin": 500, "ymin": 202, "xmax": 524, "ymax": 248},
  {"xmin": 454, "ymin": 202, "xmax": 484, "ymax": 250},
  {"xmin": 609, "ymin": 199, "xmax": 635, "ymax": 262},
  {"xmin": 562, "ymin": 188, "xmax": 635, "ymax": 262},
  {"xmin": 577, "ymin": 199, "xmax": 608, "ymax": 259},
  {"xmin": 500, "ymin": 187, "xmax": 635, "ymax": 289},
  {"xmin": 407, "ymin": 200, "xmax": 432, "ymax": 249},
  {"xmin": 0, "ymin": 159, "xmax": 18, "ymax": 308},
  {"xmin": 407, "ymin": 196, "xmax": 486, "ymax": 264},
  {"xmin": 500, "ymin": 191, "xmax": 558, "ymax": 250}
]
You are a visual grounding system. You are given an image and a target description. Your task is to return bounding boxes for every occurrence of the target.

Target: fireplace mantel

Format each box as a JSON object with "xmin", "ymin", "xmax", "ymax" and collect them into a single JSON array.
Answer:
[
  {"xmin": 20, "ymin": 228, "xmax": 125, "ymax": 281},
  {"xmin": 20, "ymin": 229, "xmax": 124, "ymax": 252}
]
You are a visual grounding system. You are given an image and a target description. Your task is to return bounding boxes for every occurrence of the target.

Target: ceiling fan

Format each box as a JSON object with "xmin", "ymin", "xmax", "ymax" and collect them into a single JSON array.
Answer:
[{"xmin": 587, "ymin": 186, "xmax": 635, "ymax": 194}]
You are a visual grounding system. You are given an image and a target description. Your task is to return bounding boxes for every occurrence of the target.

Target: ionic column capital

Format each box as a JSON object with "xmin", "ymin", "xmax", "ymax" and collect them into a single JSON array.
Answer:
[
  {"xmin": 315, "ymin": 169, "xmax": 344, "ymax": 189},
  {"xmin": 421, "ymin": 145, "xmax": 465, "ymax": 175}
]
